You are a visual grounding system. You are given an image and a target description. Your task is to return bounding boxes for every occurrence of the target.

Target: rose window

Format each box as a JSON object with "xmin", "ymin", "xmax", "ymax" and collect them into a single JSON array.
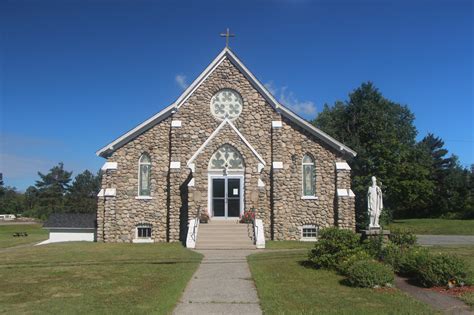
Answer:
[{"xmin": 210, "ymin": 89, "xmax": 243, "ymax": 120}]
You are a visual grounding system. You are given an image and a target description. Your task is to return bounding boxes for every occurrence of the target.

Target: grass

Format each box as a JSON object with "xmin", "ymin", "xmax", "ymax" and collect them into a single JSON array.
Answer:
[
  {"xmin": 386, "ymin": 219, "xmax": 474, "ymax": 235},
  {"xmin": 427, "ymin": 245, "xmax": 474, "ymax": 307},
  {"xmin": 0, "ymin": 242, "xmax": 202, "ymax": 314},
  {"xmin": 0, "ymin": 224, "xmax": 48, "ymax": 248},
  {"xmin": 248, "ymin": 250, "xmax": 435, "ymax": 314},
  {"xmin": 265, "ymin": 240, "xmax": 315, "ymax": 249}
]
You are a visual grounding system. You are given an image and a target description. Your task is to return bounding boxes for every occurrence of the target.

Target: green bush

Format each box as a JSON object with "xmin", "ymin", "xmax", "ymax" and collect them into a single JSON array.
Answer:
[
  {"xmin": 347, "ymin": 260, "xmax": 394, "ymax": 288},
  {"xmin": 389, "ymin": 228, "xmax": 417, "ymax": 248},
  {"xmin": 338, "ymin": 249, "xmax": 372, "ymax": 275},
  {"xmin": 413, "ymin": 253, "xmax": 471, "ymax": 287},
  {"xmin": 362, "ymin": 234, "xmax": 385, "ymax": 259},
  {"xmin": 398, "ymin": 246, "xmax": 431, "ymax": 276},
  {"xmin": 380, "ymin": 242, "xmax": 403, "ymax": 272},
  {"xmin": 308, "ymin": 227, "xmax": 361, "ymax": 270}
]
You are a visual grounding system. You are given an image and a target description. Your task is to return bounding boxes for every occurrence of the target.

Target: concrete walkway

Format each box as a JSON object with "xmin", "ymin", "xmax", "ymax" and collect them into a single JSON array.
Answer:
[
  {"xmin": 395, "ymin": 276, "xmax": 473, "ymax": 315},
  {"xmin": 173, "ymin": 249, "xmax": 262, "ymax": 315},
  {"xmin": 417, "ymin": 235, "xmax": 474, "ymax": 246}
]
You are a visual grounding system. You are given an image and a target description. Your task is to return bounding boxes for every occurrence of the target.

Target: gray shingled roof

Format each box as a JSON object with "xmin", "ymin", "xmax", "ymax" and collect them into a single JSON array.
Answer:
[{"xmin": 43, "ymin": 213, "xmax": 96, "ymax": 229}]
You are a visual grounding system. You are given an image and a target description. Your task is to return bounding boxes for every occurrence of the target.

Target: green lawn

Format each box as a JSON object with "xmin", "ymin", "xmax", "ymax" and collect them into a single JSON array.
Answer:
[
  {"xmin": 248, "ymin": 250, "xmax": 435, "ymax": 314},
  {"xmin": 0, "ymin": 224, "xmax": 48, "ymax": 248},
  {"xmin": 0, "ymin": 242, "xmax": 202, "ymax": 314},
  {"xmin": 427, "ymin": 245, "xmax": 474, "ymax": 307},
  {"xmin": 265, "ymin": 240, "xmax": 315, "ymax": 249},
  {"xmin": 386, "ymin": 219, "xmax": 474, "ymax": 235}
]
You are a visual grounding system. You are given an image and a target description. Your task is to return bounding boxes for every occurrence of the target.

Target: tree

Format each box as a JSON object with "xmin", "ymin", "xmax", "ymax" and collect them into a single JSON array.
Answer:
[
  {"xmin": 34, "ymin": 162, "xmax": 72, "ymax": 219},
  {"xmin": 313, "ymin": 82, "xmax": 433, "ymax": 227},
  {"xmin": 65, "ymin": 170, "xmax": 101, "ymax": 213}
]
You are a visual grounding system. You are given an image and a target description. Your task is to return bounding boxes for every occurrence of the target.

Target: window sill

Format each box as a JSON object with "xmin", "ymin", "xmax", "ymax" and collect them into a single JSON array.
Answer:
[
  {"xmin": 301, "ymin": 196, "xmax": 318, "ymax": 200},
  {"xmin": 300, "ymin": 238, "xmax": 317, "ymax": 242},
  {"xmin": 135, "ymin": 196, "xmax": 153, "ymax": 200},
  {"xmin": 132, "ymin": 238, "xmax": 153, "ymax": 243}
]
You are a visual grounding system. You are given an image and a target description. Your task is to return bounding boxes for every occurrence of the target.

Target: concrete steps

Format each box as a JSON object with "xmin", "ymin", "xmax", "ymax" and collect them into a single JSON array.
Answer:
[{"xmin": 196, "ymin": 220, "xmax": 255, "ymax": 250}]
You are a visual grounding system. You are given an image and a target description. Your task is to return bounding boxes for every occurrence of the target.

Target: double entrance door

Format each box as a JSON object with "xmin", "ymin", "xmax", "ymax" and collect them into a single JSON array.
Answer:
[{"xmin": 211, "ymin": 176, "xmax": 243, "ymax": 218}]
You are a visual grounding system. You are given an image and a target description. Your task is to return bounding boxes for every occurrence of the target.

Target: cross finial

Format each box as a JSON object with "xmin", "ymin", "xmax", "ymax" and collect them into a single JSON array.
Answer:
[{"xmin": 220, "ymin": 28, "xmax": 235, "ymax": 48}]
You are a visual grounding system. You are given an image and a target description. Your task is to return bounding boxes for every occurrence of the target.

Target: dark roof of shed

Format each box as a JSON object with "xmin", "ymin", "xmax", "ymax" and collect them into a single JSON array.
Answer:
[{"xmin": 43, "ymin": 213, "xmax": 96, "ymax": 229}]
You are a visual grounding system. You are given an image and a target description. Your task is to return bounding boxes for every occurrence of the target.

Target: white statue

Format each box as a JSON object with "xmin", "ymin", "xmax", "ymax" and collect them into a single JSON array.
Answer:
[{"xmin": 367, "ymin": 176, "xmax": 383, "ymax": 229}]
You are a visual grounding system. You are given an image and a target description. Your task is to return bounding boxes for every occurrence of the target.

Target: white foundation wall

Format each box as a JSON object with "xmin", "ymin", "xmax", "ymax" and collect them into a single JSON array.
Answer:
[{"xmin": 38, "ymin": 229, "xmax": 96, "ymax": 245}]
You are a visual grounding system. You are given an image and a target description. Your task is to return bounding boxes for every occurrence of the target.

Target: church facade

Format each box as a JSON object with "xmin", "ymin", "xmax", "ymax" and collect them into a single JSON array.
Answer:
[{"xmin": 96, "ymin": 48, "xmax": 356, "ymax": 244}]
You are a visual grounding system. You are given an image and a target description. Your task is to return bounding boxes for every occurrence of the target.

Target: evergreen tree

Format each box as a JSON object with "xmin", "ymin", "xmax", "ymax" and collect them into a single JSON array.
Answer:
[
  {"xmin": 65, "ymin": 170, "xmax": 101, "ymax": 213},
  {"xmin": 313, "ymin": 82, "xmax": 433, "ymax": 227},
  {"xmin": 34, "ymin": 162, "xmax": 72, "ymax": 219}
]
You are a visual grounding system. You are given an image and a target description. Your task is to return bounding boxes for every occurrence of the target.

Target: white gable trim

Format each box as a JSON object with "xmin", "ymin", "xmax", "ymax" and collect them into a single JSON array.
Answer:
[
  {"xmin": 96, "ymin": 47, "xmax": 356, "ymax": 158},
  {"xmin": 186, "ymin": 119, "xmax": 266, "ymax": 167}
]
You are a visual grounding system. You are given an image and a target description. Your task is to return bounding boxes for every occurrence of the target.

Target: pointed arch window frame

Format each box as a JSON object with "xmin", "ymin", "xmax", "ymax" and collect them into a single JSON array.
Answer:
[
  {"xmin": 302, "ymin": 154, "xmax": 316, "ymax": 198},
  {"xmin": 138, "ymin": 153, "xmax": 151, "ymax": 197},
  {"xmin": 208, "ymin": 144, "xmax": 245, "ymax": 172}
]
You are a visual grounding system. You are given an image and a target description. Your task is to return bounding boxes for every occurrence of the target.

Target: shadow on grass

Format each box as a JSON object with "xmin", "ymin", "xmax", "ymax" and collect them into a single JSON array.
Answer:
[{"xmin": 0, "ymin": 258, "xmax": 203, "ymax": 269}]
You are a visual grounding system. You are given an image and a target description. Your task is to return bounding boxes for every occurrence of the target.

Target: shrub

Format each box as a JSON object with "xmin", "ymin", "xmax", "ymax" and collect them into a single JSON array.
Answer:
[
  {"xmin": 338, "ymin": 249, "xmax": 372, "ymax": 276},
  {"xmin": 362, "ymin": 234, "xmax": 385, "ymax": 259},
  {"xmin": 398, "ymin": 246, "xmax": 431, "ymax": 276},
  {"xmin": 380, "ymin": 242, "xmax": 403, "ymax": 272},
  {"xmin": 413, "ymin": 253, "xmax": 471, "ymax": 287},
  {"xmin": 346, "ymin": 260, "xmax": 394, "ymax": 288},
  {"xmin": 389, "ymin": 228, "xmax": 417, "ymax": 248},
  {"xmin": 308, "ymin": 227, "xmax": 361, "ymax": 269}
]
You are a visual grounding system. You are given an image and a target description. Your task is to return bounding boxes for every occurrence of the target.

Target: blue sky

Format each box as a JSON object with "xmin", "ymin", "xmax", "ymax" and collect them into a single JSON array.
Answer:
[{"xmin": 1, "ymin": 0, "xmax": 472, "ymax": 190}]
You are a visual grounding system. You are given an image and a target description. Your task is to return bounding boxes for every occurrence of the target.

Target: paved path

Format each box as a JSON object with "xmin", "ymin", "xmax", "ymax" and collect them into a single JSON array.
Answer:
[
  {"xmin": 395, "ymin": 276, "xmax": 473, "ymax": 314},
  {"xmin": 173, "ymin": 249, "xmax": 262, "ymax": 315},
  {"xmin": 417, "ymin": 235, "xmax": 474, "ymax": 246}
]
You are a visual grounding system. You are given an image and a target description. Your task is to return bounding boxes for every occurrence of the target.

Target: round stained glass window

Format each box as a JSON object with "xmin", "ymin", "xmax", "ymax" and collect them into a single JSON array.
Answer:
[{"xmin": 210, "ymin": 89, "xmax": 243, "ymax": 120}]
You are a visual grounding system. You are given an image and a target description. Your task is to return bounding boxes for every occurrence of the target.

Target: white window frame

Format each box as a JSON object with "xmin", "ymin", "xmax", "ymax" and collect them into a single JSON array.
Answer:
[
  {"xmin": 138, "ymin": 153, "xmax": 151, "ymax": 197},
  {"xmin": 301, "ymin": 224, "xmax": 318, "ymax": 241},
  {"xmin": 133, "ymin": 224, "xmax": 153, "ymax": 243},
  {"xmin": 301, "ymin": 154, "xmax": 316, "ymax": 198}
]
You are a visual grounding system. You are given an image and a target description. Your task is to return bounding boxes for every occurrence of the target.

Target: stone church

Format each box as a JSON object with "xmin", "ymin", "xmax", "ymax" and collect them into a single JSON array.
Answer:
[{"xmin": 96, "ymin": 47, "xmax": 356, "ymax": 245}]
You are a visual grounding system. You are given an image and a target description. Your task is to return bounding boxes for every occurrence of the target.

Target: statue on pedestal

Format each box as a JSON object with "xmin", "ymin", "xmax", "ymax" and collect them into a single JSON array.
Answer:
[{"xmin": 367, "ymin": 176, "xmax": 383, "ymax": 229}]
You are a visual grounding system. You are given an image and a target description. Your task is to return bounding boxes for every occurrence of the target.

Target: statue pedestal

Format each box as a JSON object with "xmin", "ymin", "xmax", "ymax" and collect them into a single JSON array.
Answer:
[{"xmin": 361, "ymin": 229, "xmax": 391, "ymax": 242}]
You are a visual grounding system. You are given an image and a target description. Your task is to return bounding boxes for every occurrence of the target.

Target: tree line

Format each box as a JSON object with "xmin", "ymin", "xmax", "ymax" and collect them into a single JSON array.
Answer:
[
  {"xmin": 313, "ymin": 82, "xmax": 473, "ymax": 228},
  {"xmin": 0, "ymin": 163, "xmax": 101, "ymax": 220}
]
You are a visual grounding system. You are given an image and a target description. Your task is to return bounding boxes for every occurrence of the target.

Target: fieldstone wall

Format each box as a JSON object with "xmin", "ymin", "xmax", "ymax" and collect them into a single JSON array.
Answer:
[{"xmin": 97, "ymin": 56, "xmax": 355, "ymax": 243}]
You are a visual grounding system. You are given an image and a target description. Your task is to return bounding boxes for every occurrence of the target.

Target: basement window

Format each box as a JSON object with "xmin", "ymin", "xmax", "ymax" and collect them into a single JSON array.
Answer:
[
  {"xmin": 301, "ymin": 225, "xmax": 318, "ymax": 241},
  {"xmin": 133, "ymin": 224, "xmax": 153, "ymax": 243}
]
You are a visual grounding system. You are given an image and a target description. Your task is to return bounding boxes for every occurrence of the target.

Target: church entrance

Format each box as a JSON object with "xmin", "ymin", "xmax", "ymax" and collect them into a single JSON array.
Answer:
[{"xmin": 210, "ymin": 176, "xmax": 243, "ymax": 218}]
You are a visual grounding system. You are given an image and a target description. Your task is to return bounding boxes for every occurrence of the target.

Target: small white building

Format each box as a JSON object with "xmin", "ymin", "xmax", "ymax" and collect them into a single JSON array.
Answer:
[
  {"xmin": 0, "ymin": 214, "xmax": 16, "ymax": 221},
  {"xmin": 38, "ymin": 213, "xmax": 96, "ymax": 245}
]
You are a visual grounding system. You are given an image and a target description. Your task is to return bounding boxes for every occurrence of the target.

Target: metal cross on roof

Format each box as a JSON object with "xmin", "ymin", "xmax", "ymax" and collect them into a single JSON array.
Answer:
[{"xmin": 220, "ymin": 28, "xmax": 235, "ymax": 48}]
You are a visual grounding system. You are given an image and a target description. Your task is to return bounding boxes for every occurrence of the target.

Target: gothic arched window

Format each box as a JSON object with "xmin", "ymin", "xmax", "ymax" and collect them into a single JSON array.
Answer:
[
  {"xmin": 138, "ymin": 153, "xmax": 151, "ymax": 196},
  {"xmin": 209, "ymin": 144, "xmax": 244, "ymax": 171},
  {"xmin": 302, "ymin": 154, "xmax": 315, "ymax": 197}
]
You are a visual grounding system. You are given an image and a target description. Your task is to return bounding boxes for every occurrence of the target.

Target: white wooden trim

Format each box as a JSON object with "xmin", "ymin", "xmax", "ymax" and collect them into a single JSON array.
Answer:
[
  {"xmin": 101, "ymin": 162, "xmax": 117, "ymax": 171},
  {"xmin": 272, "ymin": 121, "xmax": 282, "ymax": 128},
  {"xmin": 187, "ymin": 119, "xmax": 266, "ymax": 166},
  {"xmin": 258, "ymin": 178, "xmax": 265, "ymax": 187},
  {"xmin": 135, "ymin": 196, "xmax": 153, "ymax": 200},
  {"xmin": 171, "ymin": 120, "xmax": 182, "ymax": 127},
  {"xmin": 97, "ymin": 47, "xmax": 356, "ymax": 158},
  {"xmin": 104, "ymin": 188, "xmax": 116, "ymax": 197},
  {"xmin": 188, "ymin": 178, "xmax": 195, "ymax": 187},
  {"xmin": 336, "ymin": 161, "xmax": 351, "ymax": 170},
  {"xmin": 301, "ymin": 196, "xmax": 318, "ymax": 200},
  {"xmin": 272, "ymin": 162, "xmax": 283, "ymax": 169},
  {"xmin": 170, "ymin": 161, "xmax": 181, "ymax": 169}
]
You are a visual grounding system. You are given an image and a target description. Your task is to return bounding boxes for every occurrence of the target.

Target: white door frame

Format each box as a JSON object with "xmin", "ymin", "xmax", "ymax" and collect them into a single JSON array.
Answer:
[{"xmin": 207, "ymin": 173, "xmax": 244, "ymax": 219}]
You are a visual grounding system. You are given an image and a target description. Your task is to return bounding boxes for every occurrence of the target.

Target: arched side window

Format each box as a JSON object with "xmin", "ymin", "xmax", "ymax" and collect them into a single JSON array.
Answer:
[
  {"xmin": 302, "ymin": 154, "xmax": 315, "ymax": 197},
  {"xmin": 138, "ymin": 153, "xmax": 151, "ymax": 196}
]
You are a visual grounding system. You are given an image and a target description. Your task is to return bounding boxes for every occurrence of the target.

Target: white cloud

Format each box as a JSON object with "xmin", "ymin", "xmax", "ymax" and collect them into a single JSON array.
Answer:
[
  {"xmin": 264, "ymin": 81, "xmax": 317, "ymax": 117},
  {"xmin": 175, "ymin": 74, "xmax": 188, "ymax": 90}
]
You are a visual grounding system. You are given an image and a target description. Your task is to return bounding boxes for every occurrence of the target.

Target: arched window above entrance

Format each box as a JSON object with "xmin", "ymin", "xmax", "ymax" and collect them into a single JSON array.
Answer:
[{"xmin": 209, "ymin": 144, "xmax": 244, "ymax": 171}]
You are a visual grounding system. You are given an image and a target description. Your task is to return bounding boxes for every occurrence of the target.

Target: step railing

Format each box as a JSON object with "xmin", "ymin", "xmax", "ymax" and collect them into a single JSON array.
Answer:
[{"xmin": 186, "ymin": 207, "xmax": 201, "ymax": 249}]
